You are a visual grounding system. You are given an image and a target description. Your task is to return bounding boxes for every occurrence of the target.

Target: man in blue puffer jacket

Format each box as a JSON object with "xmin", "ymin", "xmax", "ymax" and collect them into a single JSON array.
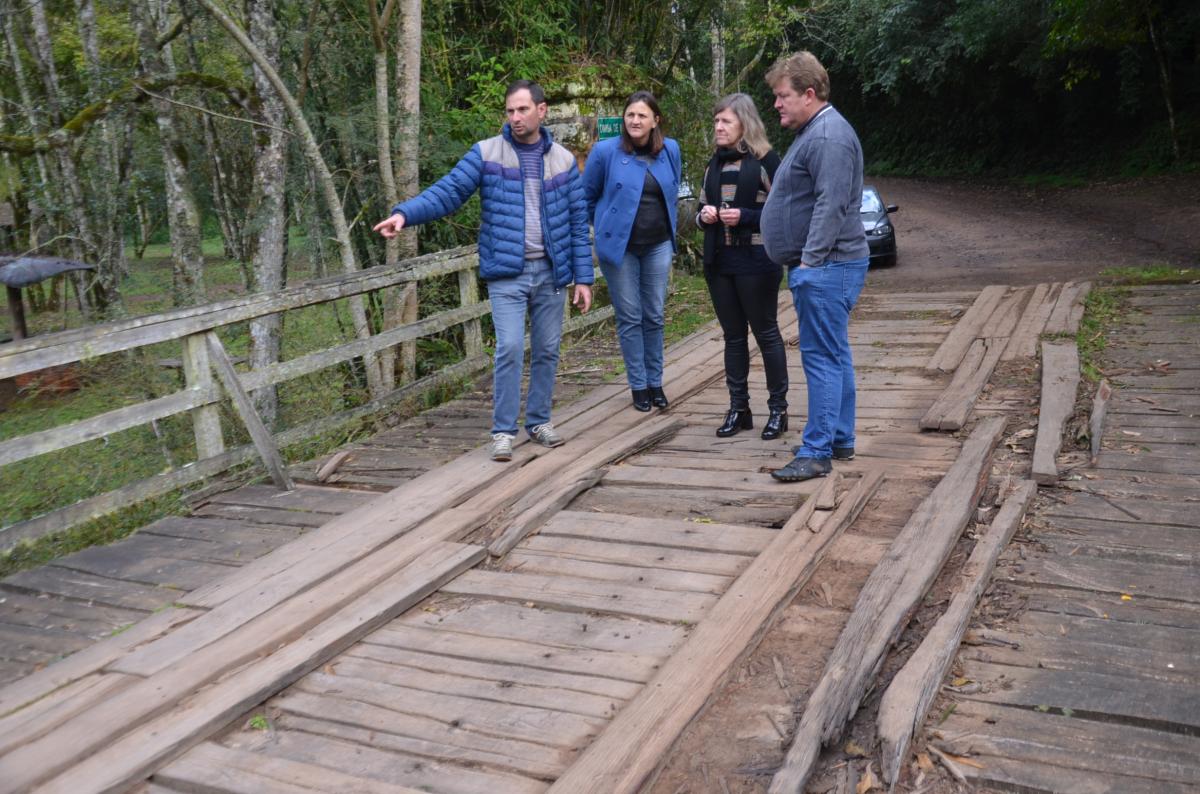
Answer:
[{"xmin": 375, "ymin": 80, "xmax": 593, "ymax": 462}]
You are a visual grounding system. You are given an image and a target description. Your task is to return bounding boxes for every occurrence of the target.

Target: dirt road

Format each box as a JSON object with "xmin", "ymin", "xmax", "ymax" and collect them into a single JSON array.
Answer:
[{"xmin": 866, "ymin": 174, "xmax": 1200, "ymax": 291}]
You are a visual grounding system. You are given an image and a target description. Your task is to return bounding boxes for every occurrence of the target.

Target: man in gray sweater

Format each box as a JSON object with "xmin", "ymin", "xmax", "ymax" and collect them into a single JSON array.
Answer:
[{"xmin": 760, "ymin": 51, "xmax": 870, "ymax": 482}]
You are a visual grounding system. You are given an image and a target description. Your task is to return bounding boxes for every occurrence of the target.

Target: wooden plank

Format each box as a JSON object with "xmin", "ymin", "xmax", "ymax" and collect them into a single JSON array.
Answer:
[
  {"xmin": 501, "ymin": 551, "xmax": 733, "ymax": 594},
  {"xmin": 548, "ymin": 470, "xmax": 883, "ymax": 794},
  {"xmin": 343, "ymin": 644, "xmax": 642, "ymax": 700},
  {"xmin": 489, "ymin": 415, "xmax": 685, "ymax": 556},
  {"xmin": 919, "ymin": 336, "xmax": 1005, "ymax": 431},
  {"xmin": 272, "ymin": 709, "xmax": 566, "ymax": 781},
  {"xmin": 1094, "ymin": 449, "xmax": 1200, "ymax": 476},
  {"xmin": 959, "ymin": 629, "xmax": 1198, "ymax": 685},
  {"xmin": 440, "ymin": 570, "xmax": 716, "ymax": 623},
  {"xmin": 1001, "ymin": 282, "xmax": 1055, "ymax": 360},
  {"xmin": 980, "ymin": 285, "xmax": 1030, "ymax": 338},
  {"xmin": 1032, "ymin": 341, "xmax": 1081, "ymax": 484},
  {"xmin": 1043, "ymin": 491, "xmax": 1199, "ymax": 527},
  {"xmin": 395, "ymin": 598, "xmax": 686, "ymax": 655},
  {"xmin": 49, "ymin": 542, "xmax": 238, "ymax": 590},
  {"xmin": 520, "ymin": 535, "xmax": 751, "ymax": 577},
  {"xmin": 603, "ymin": 464, "xmax": 824, "ymax": 494},
  {"xmin": 206, "ymin": 332, "xmax": 294, "ymax": 491},
  {"xmin": 0, "ymin": 606, "xmax": 199, "ymax": 720},
  {"xmin": 1005, "ymin": 552, "xmax": 1200, "ymax": 605},
  {"xmin": 541, "ymin": 511, "xmax": 774, "ymax": 555},
  {"xmin": 876, "ymin": 480, "xmax": 1037, "ymax": 783},
  {"xmin": 0, "ymin": 672, "xmax": 136, "ymax": 756},
  {"xmin": 940, "ymin": 700, "xmax": 1200, "ymax": 789},
  {"xmin": 926, "ymin": 285, "xmax": 1006, "ymax": 372},
  {"xmin": 1, "ymin": 567, "xmax": 174, "ymax": 612},
  {"xmin": 292, "ymin": 672, "xmax": 605, "ymax": 747},
  {"xmin": 768, "ymin": 418, "xmax": 1004, "ymax": 794},
  {"xmin": 329, "ymin": 654, "xmax": 622, "ymax": 719},
  {"xmin": 1089, "ymin": 378, "xmax": 1112, "ymax": 465},
  {"xmin": 237, "ymin": 729, "xmax": 547, "ymax": 794},
  {"xmin": 960, "ymin": 659, "xmax": 1200, "ymax": 734},
  {"xmin": 182, "ymin": 333, "xmax": 225, "ymax": 461},
  {"xmin": 4, "ymin": 543, "xmax": 483, "ymax": 793},
  {"xmin": 157, "ymin": 741, "xmax": 431, "ymax": 794},
  {"xmin": 1035, "ymin": 524, "xmax": 1195, "ymax": 567},
  {"xmin": 1045, "ymin": 280, "xmax": 1092, "ymax": 335},
  {"xmin": 365, "ymin": 624, "xmax": 663, "ymax": 683},
  {"xmin": 1012, "ymin": 605, "xmax": 1200, "ymax": 649},
  {"xmin": 0, "ymin": 589, "xmax": 143, "ymax": 636}
]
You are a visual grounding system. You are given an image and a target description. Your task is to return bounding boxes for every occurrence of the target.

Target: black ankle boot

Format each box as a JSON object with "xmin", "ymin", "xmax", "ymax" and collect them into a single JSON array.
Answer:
[
  {"xmin": 631, "ymin": 388, "xmax": 652, "ymax": 412},
  {"xmin": 716, "ymin": 408, "xmax": 753, "ymax": 437},
  {"xmin": 649, "ymin": 385, "xmax": 669, "ymax": 408},
  {"xmin": 761, "ymin": 411, "xmax": 788, "ymax": 440}
]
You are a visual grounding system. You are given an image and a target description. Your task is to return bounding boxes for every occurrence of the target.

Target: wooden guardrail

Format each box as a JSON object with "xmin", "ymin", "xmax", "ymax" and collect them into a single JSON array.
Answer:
[{"xmin": 0, "ymin": 245, "xmax": 614, "ymax": 551}]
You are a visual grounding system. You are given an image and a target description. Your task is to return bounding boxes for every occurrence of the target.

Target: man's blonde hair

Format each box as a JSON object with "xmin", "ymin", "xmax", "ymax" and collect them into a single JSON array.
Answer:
[{"xmin": 765, "ymin": 51, "xmax": 830, "ymax": 101}]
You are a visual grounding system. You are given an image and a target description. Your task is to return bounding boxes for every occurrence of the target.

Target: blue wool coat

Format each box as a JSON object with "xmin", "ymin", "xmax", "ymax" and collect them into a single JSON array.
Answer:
[
  {"xmin": 582, "ymin": 136, "xmax": 681, "ymax": 268},
  {"xmin": 391, "ymin": 125, "xmax": 593, "ymax": 287}
]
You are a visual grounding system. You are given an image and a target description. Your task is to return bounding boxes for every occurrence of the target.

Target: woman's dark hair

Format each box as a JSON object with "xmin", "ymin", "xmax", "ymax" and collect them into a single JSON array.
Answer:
[{"xmin": 620, "ymin": 90, "xmax": 665, "ymax": 156}]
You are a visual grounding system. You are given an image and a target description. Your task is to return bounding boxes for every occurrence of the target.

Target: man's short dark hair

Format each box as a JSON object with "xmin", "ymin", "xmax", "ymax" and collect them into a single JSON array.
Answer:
[{"xmin": 506, "ymin": 80, "xmax": 546, "ymax": 105}]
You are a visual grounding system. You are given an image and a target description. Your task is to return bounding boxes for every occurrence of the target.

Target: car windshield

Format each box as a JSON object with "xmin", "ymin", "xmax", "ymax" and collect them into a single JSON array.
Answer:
[{"xmin": 860, "ymin": 190, "xmax": 883, "ymax": 213}]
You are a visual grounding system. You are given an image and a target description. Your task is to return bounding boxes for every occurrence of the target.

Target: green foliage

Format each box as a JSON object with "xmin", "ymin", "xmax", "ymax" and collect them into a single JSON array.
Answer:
[{"xmin": 1076, "ymin": 286, "xmax": 1125, "ymax": 381}]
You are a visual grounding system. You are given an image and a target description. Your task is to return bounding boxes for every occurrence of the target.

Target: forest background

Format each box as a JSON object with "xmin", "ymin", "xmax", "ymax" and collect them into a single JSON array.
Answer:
[{"xmin": 0, "ymin": 0, "xmax": 1197, "ymax": 540}]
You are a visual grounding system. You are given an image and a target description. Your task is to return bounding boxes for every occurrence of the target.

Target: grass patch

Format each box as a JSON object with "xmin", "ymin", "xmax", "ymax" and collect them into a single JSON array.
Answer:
[
  {"xmin": 1100, "ymin": 265, "xmax": 1199, "ymax": 285},
  {"xmin": 664, "ymin": 271, "xmax": 716, "ymax": 343},
  {"xmin": 1076, "ymin": 287, "xmax": 1127, "ymax": 382}
]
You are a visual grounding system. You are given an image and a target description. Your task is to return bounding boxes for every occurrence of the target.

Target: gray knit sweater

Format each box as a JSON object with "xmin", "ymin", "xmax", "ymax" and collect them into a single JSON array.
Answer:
[{"xmin": 760, "ymin": 106, "xmax": 869, "ymax": 267}]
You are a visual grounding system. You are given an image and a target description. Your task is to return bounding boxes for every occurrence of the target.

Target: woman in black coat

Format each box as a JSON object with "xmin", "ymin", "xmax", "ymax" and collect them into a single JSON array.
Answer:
[{"xmin": 698, "ymin": 93, "xmax": 789, "ymax": 439}]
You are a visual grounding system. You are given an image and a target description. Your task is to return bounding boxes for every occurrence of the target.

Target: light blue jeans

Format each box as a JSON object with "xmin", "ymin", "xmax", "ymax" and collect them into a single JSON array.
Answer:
[
  {"xmin": 487, "ymin": 258, "xmax": 566, "ymax": 435},
  {"xmin": 600, "ymin": 239, "xmax": 673, "ymax": 390},
  {"xmin": 788, "ymin": 257, "xmax": 869, "ymax": 459}
]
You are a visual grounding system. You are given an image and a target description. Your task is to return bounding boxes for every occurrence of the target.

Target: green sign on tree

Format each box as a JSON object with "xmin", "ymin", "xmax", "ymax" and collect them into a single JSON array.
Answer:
[{"xmin": 597, "ymin": 116, "xmax": 622, "ymax": 140}]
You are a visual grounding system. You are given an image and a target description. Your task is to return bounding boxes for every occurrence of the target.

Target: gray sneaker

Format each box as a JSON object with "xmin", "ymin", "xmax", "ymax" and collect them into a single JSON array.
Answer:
[
  {"xmin": 490, "ymin": 433, "xmax": 515, "ymax": 461},
  {"xmin": 529, "ymin": 423, "xmax": 565, "ymax": 448}
]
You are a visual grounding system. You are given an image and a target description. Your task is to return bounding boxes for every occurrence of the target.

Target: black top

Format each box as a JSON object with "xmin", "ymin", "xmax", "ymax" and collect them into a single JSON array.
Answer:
[{"xmin": 629, "ymin": 151, "xmax": 672, "ymax": 247}]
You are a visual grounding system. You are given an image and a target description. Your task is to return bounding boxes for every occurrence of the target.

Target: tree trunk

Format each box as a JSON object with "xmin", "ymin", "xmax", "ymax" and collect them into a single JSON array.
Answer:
[
  {"xmin": 130, "ymin": 0, "xmax": 206, "ymax": 307},
  {"xmin": 197, "ymin": 0, "xmax": 384, "ymax": 398},
  {"xmin": 75, "ymin": 0, "xmax": 129, "ymax": 305},
  {"xmin": 245, "ymin": 0, "xmax": 289, "ymax": 430},
  {"xmin": 368, "ymin": 0, "xmax": 400, "ymax": 390},
  {"xmin": 709, "ymin": 16, "xmax": 725, "ymax": 96},
  {"xmin": 394, "ymin": 0, "xmax": 421, "ymax": 382},
  {"xmin": 1145, "ymin": 9, "xmax": 1180, "ymax": 162}
]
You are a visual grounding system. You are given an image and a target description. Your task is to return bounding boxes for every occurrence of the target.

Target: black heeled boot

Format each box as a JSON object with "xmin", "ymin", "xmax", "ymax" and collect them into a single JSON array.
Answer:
[
  {"xmin": 631, "ymin": 388, "xmax": 652, "ymax": 412},
  {"xmin": 761, "ymin": 411, "xmax": 788, "ymax": 440},
  {"xmin": 649, "ymin": 385, "xmax": 669, "ymax": 409},
  {"xmin": 716, "ymin": 408, "xmax": 753, "ymax": 437}
]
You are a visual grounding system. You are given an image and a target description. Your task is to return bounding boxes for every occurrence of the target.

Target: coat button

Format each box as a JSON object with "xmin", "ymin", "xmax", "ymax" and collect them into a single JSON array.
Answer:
[
  {"xmin": 610, "ymin": 207, "xmax": 617, "ymax": 213},
  {"xmin": 621, "ymin": 158, "xmax": 629, "ymax": 164},
  {"xmin": 616, "ymin": 183, "xmax": 622, "ymax": 189},
  {"xmin": 605, "ymin": 232, "xmax": 611, "ymax": 237}
]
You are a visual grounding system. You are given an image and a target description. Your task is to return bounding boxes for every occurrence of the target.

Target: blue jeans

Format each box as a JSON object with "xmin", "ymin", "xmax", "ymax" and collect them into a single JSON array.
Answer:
[
  {"xmin": 487, "ymin": 258, "xmax": 566, "ymax": 435},
  {"xmin": 788, "ymin": 257, "xmax": 869, "ymax": 459},
  {"xmin": 600, "ymin": 239, "xmax": 673, "ymax": 390}
]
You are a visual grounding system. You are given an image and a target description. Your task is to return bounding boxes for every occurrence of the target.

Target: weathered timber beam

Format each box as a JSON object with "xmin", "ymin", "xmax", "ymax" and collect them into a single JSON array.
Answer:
[
  {"xmin": 926, "ymin": 285, "xmax": 1006, "ymax": 372},
  {"xmin": 205, "ymin": 332, "xmax": 293, "ymax": 491},
  {"xmin": 1031, "ymin": 341, "xmax": 1081, "ymax": 484},
  {"xmin": 876, "ymin": 480, "xmax": 1037, "ymax": 784},
  {"xmin": 768, "ymin": 417, "xmax": 1006, "ymax": 794}
]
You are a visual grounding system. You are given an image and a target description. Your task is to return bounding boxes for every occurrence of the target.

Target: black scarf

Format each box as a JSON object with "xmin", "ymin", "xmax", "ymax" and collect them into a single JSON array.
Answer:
[{"xmin": 702, "ymin": 147, "xmax": 764, "ymax": 268}]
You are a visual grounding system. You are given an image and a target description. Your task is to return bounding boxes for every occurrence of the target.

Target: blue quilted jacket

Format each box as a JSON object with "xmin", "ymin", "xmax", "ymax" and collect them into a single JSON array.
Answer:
[{"xmin": 391, "ymin": 125, "xmax": 593, "ymax": 287}]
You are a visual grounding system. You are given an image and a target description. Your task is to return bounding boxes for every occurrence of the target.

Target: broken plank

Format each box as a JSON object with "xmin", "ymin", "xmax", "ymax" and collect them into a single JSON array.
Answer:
[
  {"xmin": 768, "ymin": 418, "xmax": 1004, "ymax": 794},
  {"xmin": 876, "ymin": 480, "xmax": 1037, "ymax": 783},
  {"xmin": 919, "ymin": 337, "xmax": 1006, "ymax": 431},
  {"xmin": 1001, "ymin": 282, "xmax": 1055, "ymax": 360},
  {"xmin": 501, "ymin": 552, "xmax": 733, "ymax": 594},
  {"xmin": 540, "ymin": 511, "xmax": 774, "ymax": 556},
  {"xmin": 1032, "ymin": 341, "xmax": 1081, "ymax": 484},
  {"xmin": 926, "ymin": 285, "xmax": 1007, "ymax": 372}
]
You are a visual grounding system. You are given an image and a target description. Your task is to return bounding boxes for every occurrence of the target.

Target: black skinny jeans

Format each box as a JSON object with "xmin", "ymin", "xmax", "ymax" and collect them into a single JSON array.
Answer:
[{"xmin": 705, "ymin": 269, "xmax": 789, "ymax": 413}]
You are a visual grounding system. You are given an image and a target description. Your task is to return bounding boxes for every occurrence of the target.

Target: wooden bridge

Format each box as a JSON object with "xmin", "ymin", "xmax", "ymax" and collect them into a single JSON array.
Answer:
[{"xmin": 0, "ymin": 276, "xmax": 1196, "ymax": 793}]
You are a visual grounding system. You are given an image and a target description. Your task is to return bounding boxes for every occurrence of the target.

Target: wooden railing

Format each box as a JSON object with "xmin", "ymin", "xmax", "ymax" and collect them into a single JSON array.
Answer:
[{"xmin": 0, "ymin": 245, "xmax": 613, "ymax": 550}]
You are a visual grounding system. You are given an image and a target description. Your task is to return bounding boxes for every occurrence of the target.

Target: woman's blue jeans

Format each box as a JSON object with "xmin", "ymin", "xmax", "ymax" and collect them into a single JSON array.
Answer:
[
  {"xmin": 600, "ymin": 239, "xmax": 673, "ymax": 390},
  {"xmin": 788, "ymin": 257, "xmax": 869, "ymax": 459},
  {"xmin": 487, "ymin": 258, "xmax": 566, "ymax": 436}
]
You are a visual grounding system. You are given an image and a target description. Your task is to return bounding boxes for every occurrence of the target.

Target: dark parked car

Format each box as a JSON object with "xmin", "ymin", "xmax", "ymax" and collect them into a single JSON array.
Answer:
[{"xmin": 861, "ymin": 185, "xmax": 898, "ymax": 267}]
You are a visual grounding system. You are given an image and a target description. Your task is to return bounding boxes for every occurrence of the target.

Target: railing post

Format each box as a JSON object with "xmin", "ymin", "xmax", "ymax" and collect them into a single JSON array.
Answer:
[
  {"xmin": 182, "ymin": 332, "xmax": 225, "ymax": 460},
  {"xmin": 458, "ymin": 267, "xmax": 483, "ymax": 357}
]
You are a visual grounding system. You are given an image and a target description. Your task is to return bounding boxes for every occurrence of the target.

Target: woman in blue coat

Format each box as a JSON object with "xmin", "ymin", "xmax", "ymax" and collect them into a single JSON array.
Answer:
[{"xmin": 583, "ymin": 91, "xmax": 682, "ymax": 412}]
